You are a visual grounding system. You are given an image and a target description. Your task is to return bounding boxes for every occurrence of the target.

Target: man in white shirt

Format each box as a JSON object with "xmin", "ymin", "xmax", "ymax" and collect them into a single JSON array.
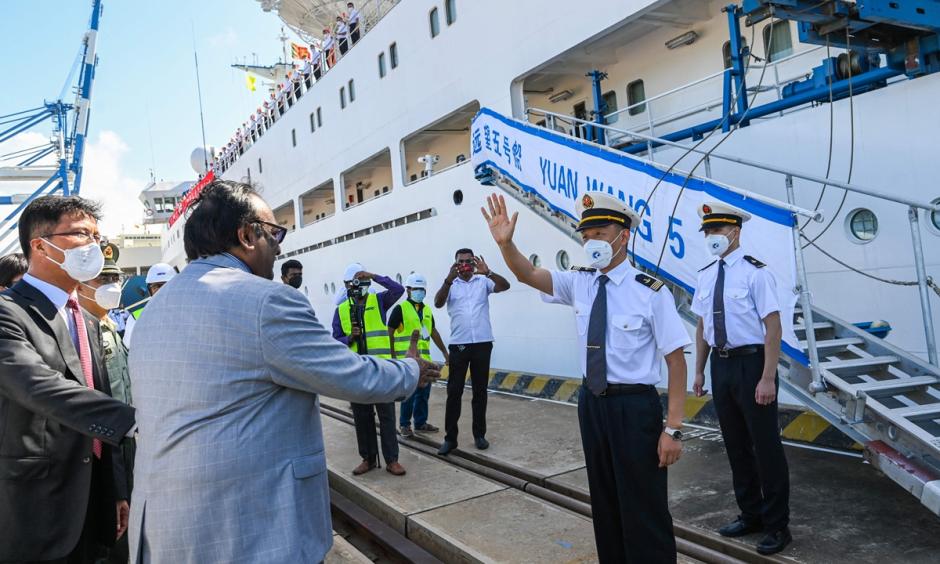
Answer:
[
  {"xmin": 692, "ymin": 201, "xmax": 791, "ymax": 555},
  {"xmin": 335, "ymin": 15, "xmax": 349, "ymax": 55},
  {"xmin": 347, "ymin": 2, "xmax": 362, "ymax": 44},
  {"xmin": 433, "ymin": 248, "xmax": 510, "ymax": 454}
]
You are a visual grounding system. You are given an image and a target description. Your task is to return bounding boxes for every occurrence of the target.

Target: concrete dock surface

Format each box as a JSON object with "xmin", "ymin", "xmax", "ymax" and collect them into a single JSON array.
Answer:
[{"xmin": 320, "ymin": 384, "xmax": 940, "ymax": 563}]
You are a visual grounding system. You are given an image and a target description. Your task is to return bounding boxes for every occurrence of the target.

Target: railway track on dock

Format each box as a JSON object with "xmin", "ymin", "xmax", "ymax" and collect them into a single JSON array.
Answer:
[{"xmin": 321, "ymin": 403, "xmax": 787, "ymax": 564}]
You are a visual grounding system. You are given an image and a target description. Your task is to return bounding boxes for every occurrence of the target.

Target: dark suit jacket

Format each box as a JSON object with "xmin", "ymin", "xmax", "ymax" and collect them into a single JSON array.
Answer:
[{"xmin": 0, "ymin": 280, "xmax": 136, "ymax": 561}]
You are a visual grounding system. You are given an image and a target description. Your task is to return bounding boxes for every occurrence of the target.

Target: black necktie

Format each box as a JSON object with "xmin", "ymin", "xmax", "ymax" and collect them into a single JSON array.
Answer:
[
  {"xmin": 713, "ymin": 260, "xmax": 727, "ymax": 350},
  {"xmin": 586, "ymin": 275, "xmax": 610, "ymax": 396}
]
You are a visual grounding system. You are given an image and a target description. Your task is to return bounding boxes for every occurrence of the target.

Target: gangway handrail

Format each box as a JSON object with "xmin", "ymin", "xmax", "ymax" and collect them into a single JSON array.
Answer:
[
  {"xmin": 603, "ymin": 45, "xmax": 828, "ymax": 122},
  {"xmin": 530, "ymin": 107, "xmax": 940, "ymax": 213}
]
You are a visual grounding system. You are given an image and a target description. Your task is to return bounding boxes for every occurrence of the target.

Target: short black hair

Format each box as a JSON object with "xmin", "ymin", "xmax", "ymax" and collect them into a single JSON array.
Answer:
[
  {"xmin": 18, "ymin": 196, "xmax": 102, "ymax": 259},
  {"xmin": 0, "ymin": 253, "xmax": 28, "ymax": 287},
  {"xmin": 455, "ymin": 248, "xmax": 474, "ymax": 259},
  {"xmin": 281, "ymin": 259, "xmax": 302, "ymax": 277},
  {"xmin": 184, "ymin": 180, "xmax": 263, "ymax": 261}
]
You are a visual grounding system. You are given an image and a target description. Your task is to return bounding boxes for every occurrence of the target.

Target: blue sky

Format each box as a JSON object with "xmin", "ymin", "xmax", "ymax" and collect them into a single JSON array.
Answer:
[{"xmin": 1, "ymin": 0, "xmax": 299, "ymax": 232}]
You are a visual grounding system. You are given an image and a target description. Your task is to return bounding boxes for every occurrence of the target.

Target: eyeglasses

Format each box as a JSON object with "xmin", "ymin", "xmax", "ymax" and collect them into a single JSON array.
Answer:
[
  {"xmin": 42, "ymin": 231, "xmax": 103, "ymax": 245},
  {"xmin": 252, "ymin": 220, "xmax": 288, "ymax": 244}
]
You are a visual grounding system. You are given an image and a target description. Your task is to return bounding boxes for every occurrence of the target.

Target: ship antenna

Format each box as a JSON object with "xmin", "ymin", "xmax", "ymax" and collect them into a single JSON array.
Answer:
[{"xmin": 191, "ymin": 21, "xmax": 210, "ymax": 174}]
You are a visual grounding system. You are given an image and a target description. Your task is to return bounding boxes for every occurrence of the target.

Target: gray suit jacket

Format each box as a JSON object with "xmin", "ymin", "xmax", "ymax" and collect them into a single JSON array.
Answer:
[{"xmin": 127, "ymin": 254, "xmax": 418, "ymax": 563}]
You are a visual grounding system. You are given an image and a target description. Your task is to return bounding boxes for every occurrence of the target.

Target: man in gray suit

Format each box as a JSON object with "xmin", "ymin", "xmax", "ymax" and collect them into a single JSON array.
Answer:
[{"xmin": 127, "ymin": 180, "xmax": 439, "ymax": 563}]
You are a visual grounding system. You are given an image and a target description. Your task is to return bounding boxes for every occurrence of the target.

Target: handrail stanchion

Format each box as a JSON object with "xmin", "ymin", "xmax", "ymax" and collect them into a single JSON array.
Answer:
[
  {"xmin": 786, "ymin": 175, "xmax": 825, "ymax": 392},
  {"xmin": 909, "ymin": 206, "xmax": 939, "ymax": 365},
  {"xmin": 646, "ymin": 101, "xmax": 655, "ymax": 159}
]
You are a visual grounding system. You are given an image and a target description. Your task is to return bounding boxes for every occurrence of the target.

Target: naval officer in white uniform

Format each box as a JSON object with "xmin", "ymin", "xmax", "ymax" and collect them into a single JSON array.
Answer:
[
  {"xmin": 691, "ymin": 201, "xmax": 791, "ymax": 555},
  {"xmin": 482, "ymin": 192, "xmax": 689, "ymax": 563}
]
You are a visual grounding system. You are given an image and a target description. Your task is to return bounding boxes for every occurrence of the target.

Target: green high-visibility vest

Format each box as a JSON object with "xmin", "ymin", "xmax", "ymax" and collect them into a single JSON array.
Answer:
[
  {"xmin": 392, "ymin": 300, "xmax": 432, "ymax": 361},
  {"xmin": 127, "ymin": 297, "xmax": 150, "ymax": 320},
  {"xmin": 338, "ymin": 293, "xmax": 392, "ymax": 358}
]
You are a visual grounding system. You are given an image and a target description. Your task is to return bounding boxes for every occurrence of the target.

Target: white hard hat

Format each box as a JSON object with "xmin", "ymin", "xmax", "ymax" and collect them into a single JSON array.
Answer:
[
  {"xmin": 343, "ymin": 262, "xmax": 364, "ymax": 281},
  {"xmin": 146, "ymin": 263, "xmax": 177, "ymax": 285},
  {"xmin": 405, "ymin": 272, "xmax": 427, "ymax": 289}
]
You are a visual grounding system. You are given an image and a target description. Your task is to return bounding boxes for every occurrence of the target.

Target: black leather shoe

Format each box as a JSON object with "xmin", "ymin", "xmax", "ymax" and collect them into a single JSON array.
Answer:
[
  {"xmin": 474, "ymin": 437, "xmax": 490, "ymax": 450},
  {"xmin": 756, "ymin": 527, "xmax": 792, "ymax": 555},
  {"xmin": 437, "ymin": 441, "xmax": 457, "ymax": 455},
  {"xmin": 718, "ymin": 518, "xmax": 763, "ymax": 538}
]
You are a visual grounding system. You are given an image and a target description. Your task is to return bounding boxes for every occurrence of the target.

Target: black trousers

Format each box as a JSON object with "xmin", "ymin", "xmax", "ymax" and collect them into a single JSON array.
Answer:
[
  {"xmin": 350, "ymin": 24, "xmax": 360, "ymax": 44},
  {"xmin": 351, "ymin": 402, "xmax": 399, "ymax": 465},
  {"xmin": 711, "ymin": 350, "xmax": 790, "ymax": 532},
  {"xmin": 338, "ymin": 38, "xmax": 349, "ymax": 55},
  {"xmin": 577, "ymin": 385, "xmax": 676, "ymax": 563},
  {"xmin": 444, "ymin": 342, "xmax": 492, "ymax": 443}
]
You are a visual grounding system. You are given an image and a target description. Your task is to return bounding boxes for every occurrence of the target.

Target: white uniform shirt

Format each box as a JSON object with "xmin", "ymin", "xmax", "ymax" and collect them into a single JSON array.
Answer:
[
  {"xmin": 322, "ymin": 34, "xmax": 335, "ymax": 51},
  {"xmin": 348, "ymin": 8, "xmax": 361, "ymax": 25},
  {"xmin": 446, "ymin": 274, "xmax": 496, "ymax": 345},
  {"xmin": 542, "ymin": 261, "xmax": 691, "ymax": 385},
  {"xmin": 335, "ymin": 22, "xmax": 348, "ymax": 39},
  {"xmin": 691, "ymin": 247, "xmax": 780, "ymax": 348}
]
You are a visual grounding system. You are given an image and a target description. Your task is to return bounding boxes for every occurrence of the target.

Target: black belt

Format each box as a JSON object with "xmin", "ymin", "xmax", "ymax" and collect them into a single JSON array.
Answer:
[
  {"xmin": 712, "ymin": 345, "xmax": 764, "ymax": 358},
  {"xmin": 581, "ymin": 379, "xmax": 655, "ymax": 396}
]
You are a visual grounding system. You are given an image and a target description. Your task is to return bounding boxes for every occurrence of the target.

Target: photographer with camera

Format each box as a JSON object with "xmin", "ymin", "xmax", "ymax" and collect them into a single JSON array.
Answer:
[
  {"xmin": 332, "ymin": 263, "xmax": 408, "ymax": 476},
  {"xmin": 433, "ymin": 249, "xmax": 510, "ymax": 455}
]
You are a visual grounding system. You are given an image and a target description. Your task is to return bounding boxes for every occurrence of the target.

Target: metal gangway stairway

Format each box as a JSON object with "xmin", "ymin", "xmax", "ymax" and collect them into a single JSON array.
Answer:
[{"xmin": 474, "ymin": 114, "xmax": 940, "ymax": 517}]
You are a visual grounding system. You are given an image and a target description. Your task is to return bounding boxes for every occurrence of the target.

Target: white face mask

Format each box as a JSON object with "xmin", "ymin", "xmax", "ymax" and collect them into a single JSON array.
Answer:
[
  {"xmin": 42, "ymin": 239, "xmax": 104, "ymax": 282},
  {"xmin": 583, "ymin": 232, "xmax": 624, "ymax": 269},
  {"xmin": 704, "ymin": 233, "xmax": 731, "ymax": 256},
  {"xmin": 93, "ymin": 282, "xmax": 122, "ymax": 310}
]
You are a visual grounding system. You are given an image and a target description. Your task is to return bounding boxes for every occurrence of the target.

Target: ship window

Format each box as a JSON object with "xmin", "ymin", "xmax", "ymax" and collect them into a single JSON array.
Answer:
[
  {"xmin": 389, "ymin": 43, "xmax": 399, "ymax": 68},
  {"xmin": 348, "ymin": 79, "xmax": 355, "ymax": 102},
  {"xmin": 627, "ymin": 80, "xmax": 646, "ymax": 116},
  {"xmin": 445, "ymin": 0, "xmax": 457, "ymax": 25},
  {"xmin": 396, "ymin": 273, "xmax": 403, "ymax": 284},
  {"xmin": 317, "ymin": 107, "xmax": 323, "ymax": 127},
  {"xmin": 928, "ymin": 198, "xmax": 940, "ymax": 234},
  {"xmin": 382, "ymin": 186, "xmax": 389, "ymax": 193},
  {"xmin": 453, "ymin": 190, "xmax": 463, "ymax": 205},
  {"xmin": 258, "ymin": 158, "xmax": 263, "ymax": 173},
  {"xmin": 324, "ymin": 283, "xmax": 329, "ymax": 295},
  {"xmin": 291, "ymin": 129, "xmax": 297, "ymax": 147},
  {"xmin": 602, "ymin": 90, "xmax": 618, "ymax": 124},
  {"xmin": 340, "ymin": 86, "xmax": 346, "ymax": 109},
  {"xmin": 763, "ymin": 21, "xmax": 793, "ymax": 62},
  {"xmin": 846, "ymin": 208, "xmax": 878, "ymax": 243},
  {"xmin": 429, "ymin": 8, "xmax": 440, "ymax": 38},
  {"xmin": 330, "ymin": 282, "xmax": 336, "ymax": 294},
  {"xmin": 378, "ymin": 52, "xmax": 386, "ymax": 78},
  {"xmin": 310, "ymin": 112, "xmax": 316, "ymax": 132},
  {"xmin": 722, "ymin": 37, "xmax": 747, "ymax": 69},
  {"xmin": 153, "ymin": 197, "xmax": 164, "ymax": 213},
  {"xmin": 529, "ymin": 254, "xmax": 541, "ymax": 268},
  {"xmin": 556, "ymin": 250, "xmax": 570, "ymax": 270}
]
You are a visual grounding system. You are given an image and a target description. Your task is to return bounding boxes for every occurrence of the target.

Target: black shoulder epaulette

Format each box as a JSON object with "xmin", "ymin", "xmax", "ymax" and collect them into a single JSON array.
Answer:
[
  {"xmin": 698, "ymin": 260, "xmax": 717, "ymax": 272},
  {"xmin": 635, "ymin": 273, "xmax": 664, "ymax": 291},
  {"xmin": 570, "ymin": 266, "xmax": 597, "ymax": 273},
  {"xmin": 744, "ymin": 255, "xmax": 766, "ymax": 268}
]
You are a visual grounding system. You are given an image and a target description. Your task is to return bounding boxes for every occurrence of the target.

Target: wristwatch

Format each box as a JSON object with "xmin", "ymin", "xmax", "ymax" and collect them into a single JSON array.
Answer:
[{"xmin": 663, "ymin": 426, "xmax": 683, "ymax": 441}]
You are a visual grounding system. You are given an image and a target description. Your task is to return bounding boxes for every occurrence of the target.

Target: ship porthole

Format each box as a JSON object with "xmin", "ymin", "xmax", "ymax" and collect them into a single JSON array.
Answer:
[
  {"xmin": 330, "ymin": 282, "xmax": 336, "ymax": 294},
  {"xmin": 926, "ymin": 198, "xmax": 940, "ymax": 236},
  {"xmin": 396, "ymin": 273, "xmax": 403, "ymax": 284},
  {"xmin": 556, "ymin": 250, "xmax": 570, "ymax": 270},
  {"xmin": 323, "ymin": 283, "xmax": 329, "ymax": 295},
  {"xmin": 845, "ymin": 208, "xmax": 878, "ymax": 244},
  {"xmin": 453, "ymin": 190, "xmax": 464, "ymax": 205},
  {"xmin": 529, "ymin": 254, "xmax": 541, "ymax": 267}
]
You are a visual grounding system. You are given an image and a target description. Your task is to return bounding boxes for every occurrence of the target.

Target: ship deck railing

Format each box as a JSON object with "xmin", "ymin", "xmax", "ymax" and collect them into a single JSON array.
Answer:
[{"xmin": 212, "ymin": 0, "xmax": 401, "ymax": 176}]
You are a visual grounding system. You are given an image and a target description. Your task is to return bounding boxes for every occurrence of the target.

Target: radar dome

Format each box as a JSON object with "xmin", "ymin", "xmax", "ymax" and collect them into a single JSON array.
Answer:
[{"xmin": 190, "ymin": 146, "xmax": 214, "ymax": 176}]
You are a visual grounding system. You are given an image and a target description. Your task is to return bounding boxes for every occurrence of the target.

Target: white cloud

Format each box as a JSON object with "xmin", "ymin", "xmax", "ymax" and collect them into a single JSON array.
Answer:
[
  {"xmin": 0, "ymin": 131, "xmax": 57, "ymax": 168},
  {"xmin": 207, "ymin": 27, "xmax": 238, "ymax": 49},
  {"xmin": 80, "ymin": 130, "xmax": 148, "ymax": 237}
]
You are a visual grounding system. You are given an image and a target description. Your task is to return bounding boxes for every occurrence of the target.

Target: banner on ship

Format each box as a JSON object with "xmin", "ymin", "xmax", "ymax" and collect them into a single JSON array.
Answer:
[{"xmin": 470, "ymin": 107, "xmax": 806, "ymax": 364}]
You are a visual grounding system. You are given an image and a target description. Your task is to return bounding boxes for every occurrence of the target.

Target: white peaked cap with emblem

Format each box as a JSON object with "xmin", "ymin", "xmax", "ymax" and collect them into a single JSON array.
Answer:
[
  {"xmin": 343, "ymin": 262, "xmax": 364, "ymax": 281},
  {"xmin": 697, "ymin": 200, "xmax": 752, "ymax": 231},
  {"xmin": 575, "ymin": 191, "xmax": 642, "ymax": 232},
  {"xmin": 405, "ymin": 272, "xmax": 427, "ymax": 289},
  {"xmin": 145, "ymin": 263, "xmax": 176, "ymax": 284}
]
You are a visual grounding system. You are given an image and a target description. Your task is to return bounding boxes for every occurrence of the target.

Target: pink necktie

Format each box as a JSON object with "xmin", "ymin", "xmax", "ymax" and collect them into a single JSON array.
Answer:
[{"xmin": 66, "ymin": 296, "xmax": 102, "ymax": 459}]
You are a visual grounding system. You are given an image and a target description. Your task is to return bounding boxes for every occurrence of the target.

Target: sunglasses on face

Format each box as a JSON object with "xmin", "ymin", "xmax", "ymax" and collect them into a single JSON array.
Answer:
[{"xmin": 252, "ymin": 220, "xmax": 288, "ymax": 244}]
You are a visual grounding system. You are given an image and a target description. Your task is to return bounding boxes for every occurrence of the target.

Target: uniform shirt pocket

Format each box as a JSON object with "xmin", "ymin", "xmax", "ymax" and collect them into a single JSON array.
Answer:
[
  {"xmin": 610, "ymin": 314, "xmax": 645, "ymax": 350},
  {"xmin": 726, "ymin": 287, "xmax": 752, "ymax": 314},
  {"xmin": 574, "ymin": 302, "xmax": 591, "ymax": 336}
]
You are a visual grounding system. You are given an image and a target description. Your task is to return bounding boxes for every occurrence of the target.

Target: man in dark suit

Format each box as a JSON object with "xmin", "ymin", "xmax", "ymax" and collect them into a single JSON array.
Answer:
[{"xmin": 0, "ymin": 196, "xmax": 136, "ymax": 563}]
